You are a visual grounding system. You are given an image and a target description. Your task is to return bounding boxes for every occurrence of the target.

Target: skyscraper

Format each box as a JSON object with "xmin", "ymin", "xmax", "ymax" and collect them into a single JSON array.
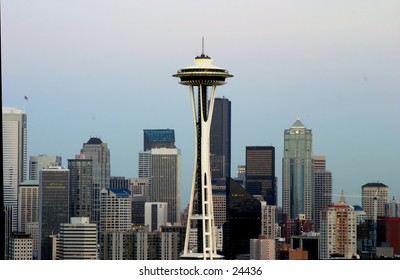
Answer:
[
  {"xmin": 99, "ymin": 188, "xmax": 131, "ymax": 260},
  {"xmin": 18, "ymin": 180, "xmax": 39, "ymax": 258},
  {"xmin": 81, "ymin": 137, "xmax": 110, "ymax": 226},
  {"xmin": 38, "ymin": 166, "xmax": 69, "ymax": 260},
  {"xmin": 223, "ymin": 178, "xmax": 262, "ymax": 260},
  {"xmin": 149, "ymin": 148, "xmax": 181, "ymax": 224},
  {"xmin": 312, "ymin": 155, "xmax": 332, "ymax": 232},
  {"xmin": 100, "ymin": 189, "xmax": 132, "ymax": 233},
  {"xmin": 361, "ymin": 182, "xmax": 389, "ymax": 220},
  {"xmin": 246, "ymin": 146, "xmax": 277, "ymax": 206},
  {"xmin": 2, "ymin": 107, "xmax": 27, "ymax": 237},
  {"xmin": 29, "ymin": 155, "xmax": 61, "ymax": 180},
  {"xmin": 143, "ymin": 129, "xmax": 175, "ymax": 151},
  {"xmin": 68, "ymin": 154, "xmax": 93, "ymax": 219},
  {"xmin": 282, "ymin": 118, "xmax": 313, "ymax": 220},
  {"xmin": 210, "ymin": 97, "xmax": 231, "ymax": 179}
]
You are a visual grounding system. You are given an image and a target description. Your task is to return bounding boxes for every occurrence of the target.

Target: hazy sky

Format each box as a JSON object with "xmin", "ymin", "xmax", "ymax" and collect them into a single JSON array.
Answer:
[{"xmin": 2, "ymin": 0, "xmax": 400, "ymax": 208}]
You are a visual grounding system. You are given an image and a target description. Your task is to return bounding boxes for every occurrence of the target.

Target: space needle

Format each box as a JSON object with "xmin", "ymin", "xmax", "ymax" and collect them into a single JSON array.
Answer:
[{"xmin": 173, "ymin": 39, "xmax": 233, "ymax": 260}]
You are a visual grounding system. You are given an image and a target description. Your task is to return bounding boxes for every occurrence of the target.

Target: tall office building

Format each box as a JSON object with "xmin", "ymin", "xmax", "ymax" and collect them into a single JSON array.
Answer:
[
  {"xmin": 212, "ymin": 184, "xmax": 226, "ymax": 227},
  {"xmin": 139, "ymin": 151, "xmax": 152, "ymax": 179},
  {"xmin": 259, "ymin": 199, "xmax": 276, "ymax": 239},
  {"xmin": 361, "ymin": 183, "xmax": 389, "ymax": 220},
  {"xmin": 18, "ymin": 180, "xmax": 39, "ymax": 259},
  {"xmin": 100, "ymin": 189, "xmax": 132, "ymax": 233},
  {"xmin": 145, "ymin": 202, "xmax": 168, "ymax": 232},
  {"xmin": 312, "ymin": 155, "xmax": 332, "ymax": 232},
  {"xmin": 38, "ymin": 166, "xmax": 69, "ymax": 260},
  {"xmin": 18, "ymin": 180, "xmax": 39, "ymax": 233},
  {"xmin": 149, "ymin": 148, "xmax": 181, "ymax": 224},
  {"xmin": 99, "ymin": 189, "xmax": 131, "ymax": 259},
  {"xmin": 210, "ymin": 97, "xmax": 231, "ymax": 179},
  {"xmin": 29, "ymin": 155, "xmax": 61, "ymax": 180},
  {"xmin": 81, "ymin": 137, "xmax": 110, "ymax": 226},
  {"xmin": 3, "ymin": 107, "xmax": 27, "ymax": 237},
  {"xmin": 130, "ymin": 178, "xmax": 150, "ymax": 225},
  {"xmin": 143, "ymin": 129, "xmax": 175, "ymax": 151},
  {"xmin": 139, "ymin": 148, "xmax": 181, "ymax": 224},
  {"xmin": 282, "ymin": 119, "xmax": 313, "ymax": 220},
  {"xmin": 68, "ymin": 154, "xmax": 93, "ymax": 219},
  {"xmin": 320, "ymin": 201, "xmax": 357, "ymax": 259},
  {"xmin": 59, "ymin": 217, "xmax": 97, "ymax": 260},
  {"xmin": 246, "ymin": 146, "xmax": 277, "ymax": 206},
  {"xmin": 223, "ymin": 178, "xmax": 262, "ymax": 259}
]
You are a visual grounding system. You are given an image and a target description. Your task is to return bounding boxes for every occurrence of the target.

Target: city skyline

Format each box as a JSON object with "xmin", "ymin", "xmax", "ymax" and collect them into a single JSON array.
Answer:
[{"xmin": 2, "ymin": 1, "xmax": 399, "ymax": 209}]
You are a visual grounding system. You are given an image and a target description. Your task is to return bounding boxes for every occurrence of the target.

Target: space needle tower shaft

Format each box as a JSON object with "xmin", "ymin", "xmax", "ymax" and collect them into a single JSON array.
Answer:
[{"xmin": 173, "ymin": 41, "xmax": 233, "ymax": 260}]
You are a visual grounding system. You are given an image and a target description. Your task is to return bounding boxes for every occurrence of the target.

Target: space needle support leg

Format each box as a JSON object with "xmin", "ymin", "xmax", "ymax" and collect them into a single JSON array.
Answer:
[
  {"xmin": 199, "ymin": 85, "xmax": 217, "ymax": 259},
  {"xmin": 183, "ymin": 85, "xmax": 198, "ymax": 256}
]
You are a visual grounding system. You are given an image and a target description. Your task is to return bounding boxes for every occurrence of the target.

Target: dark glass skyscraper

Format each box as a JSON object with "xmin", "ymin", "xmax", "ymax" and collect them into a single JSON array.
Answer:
[
  {"xmin": 223, "ymin": 178, "xmax": 261, "ymax": 259},
  {"xmin": 210, "ymin": 97, "xmax": 231, "ymax": 179},
  {"xmin": 68, "ymin": 154, "xmax": 93, "ymax": 219},
  {"xmin": 38, "ymin": 167, "xmax": 69, "ymax": 260},
  {"xmin": 143, "ymin": 129, "xmax": 175, "ymax": 151},
  {"xmin": 245, "ymin": 146, "xmax": 277, "ymax": 206}
]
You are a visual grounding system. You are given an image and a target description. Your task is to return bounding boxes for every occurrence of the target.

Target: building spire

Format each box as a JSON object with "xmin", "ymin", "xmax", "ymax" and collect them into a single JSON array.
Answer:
[
  {"xmin": 338, "ymin": 190, "xmax": 347, "ymax": 205},
  {"xmin": 202, "ymin": 36, "xmax": 205, "ymax": 55}
]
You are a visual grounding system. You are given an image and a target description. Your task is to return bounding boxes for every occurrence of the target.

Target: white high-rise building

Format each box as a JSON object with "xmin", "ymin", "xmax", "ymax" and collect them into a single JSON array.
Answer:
[
  {"xmin": 283, "ymin": 118, "xmax": 313, "ymax": 221},
  {"xmin": 320, "ymin": 201, "xmax": 357, "ymax": 259},
  {"xmin": 361, "ymin": 183, "xmax": 389, "ymax": 220},
  {"xmin": 261, "ymin": 201, "xmax": 276, "ymax": 239},
  {"xmin": 59, "ymin": 217, "xmax": 97, "ymax": 260},
  {"xmin": 139, "ymin": 148, "xmax": 181, "ymax": 224},
  {"xmin": 3, "ymin": 107, "xmax": 27, "ymax": 237},
  {"xmin": 145, "ymin": 202, "xmax": 168, "ymax": 232},
  {"xmin": 100, "ymin": 189, "xmax": 132, "ymax": 232}
]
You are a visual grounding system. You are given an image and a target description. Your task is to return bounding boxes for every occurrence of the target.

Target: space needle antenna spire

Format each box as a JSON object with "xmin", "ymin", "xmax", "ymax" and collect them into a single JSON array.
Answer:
[
  {"xmin": 202, "ymin": 36, "xmax": 205, "ymax": 55},
  {"xmin": 173, "ymin": 42, "xmax": 233, "ymax": 260}
]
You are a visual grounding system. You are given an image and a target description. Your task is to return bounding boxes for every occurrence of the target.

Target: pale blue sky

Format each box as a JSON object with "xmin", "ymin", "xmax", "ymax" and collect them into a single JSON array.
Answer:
[{"xmin": 2, "ymin": 0, "xmax": 400, "ymax": 208}]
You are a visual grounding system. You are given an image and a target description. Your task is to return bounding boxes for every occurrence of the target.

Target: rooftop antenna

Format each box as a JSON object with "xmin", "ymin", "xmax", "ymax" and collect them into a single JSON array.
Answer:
[{"xmin": 202, "ymin": 36, "xmax": 205, "ymax": 55}]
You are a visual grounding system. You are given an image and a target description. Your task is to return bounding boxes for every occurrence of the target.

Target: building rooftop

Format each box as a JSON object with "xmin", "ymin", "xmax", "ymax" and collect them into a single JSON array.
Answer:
[
  {"xmin": 86, "ymin": 137, "xmax": 103, "ymax": 145},
  {"xmin": 2, "ymin": 107, "xmax": 25, "ymax": 114},
  {"xmin": 291, "ymin": 118, "xmax": 305, "ymax": 128},
  {"xmin": 19, "ymin": 180, "xmax": 39, "ymax": 186},
  {"xmin": 362, "ymin": 182, "xmax": 389, "ymax": 188},
  {"xmin": 109, "ymin": 188, "xmax": 131, "ymax": 198}
]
